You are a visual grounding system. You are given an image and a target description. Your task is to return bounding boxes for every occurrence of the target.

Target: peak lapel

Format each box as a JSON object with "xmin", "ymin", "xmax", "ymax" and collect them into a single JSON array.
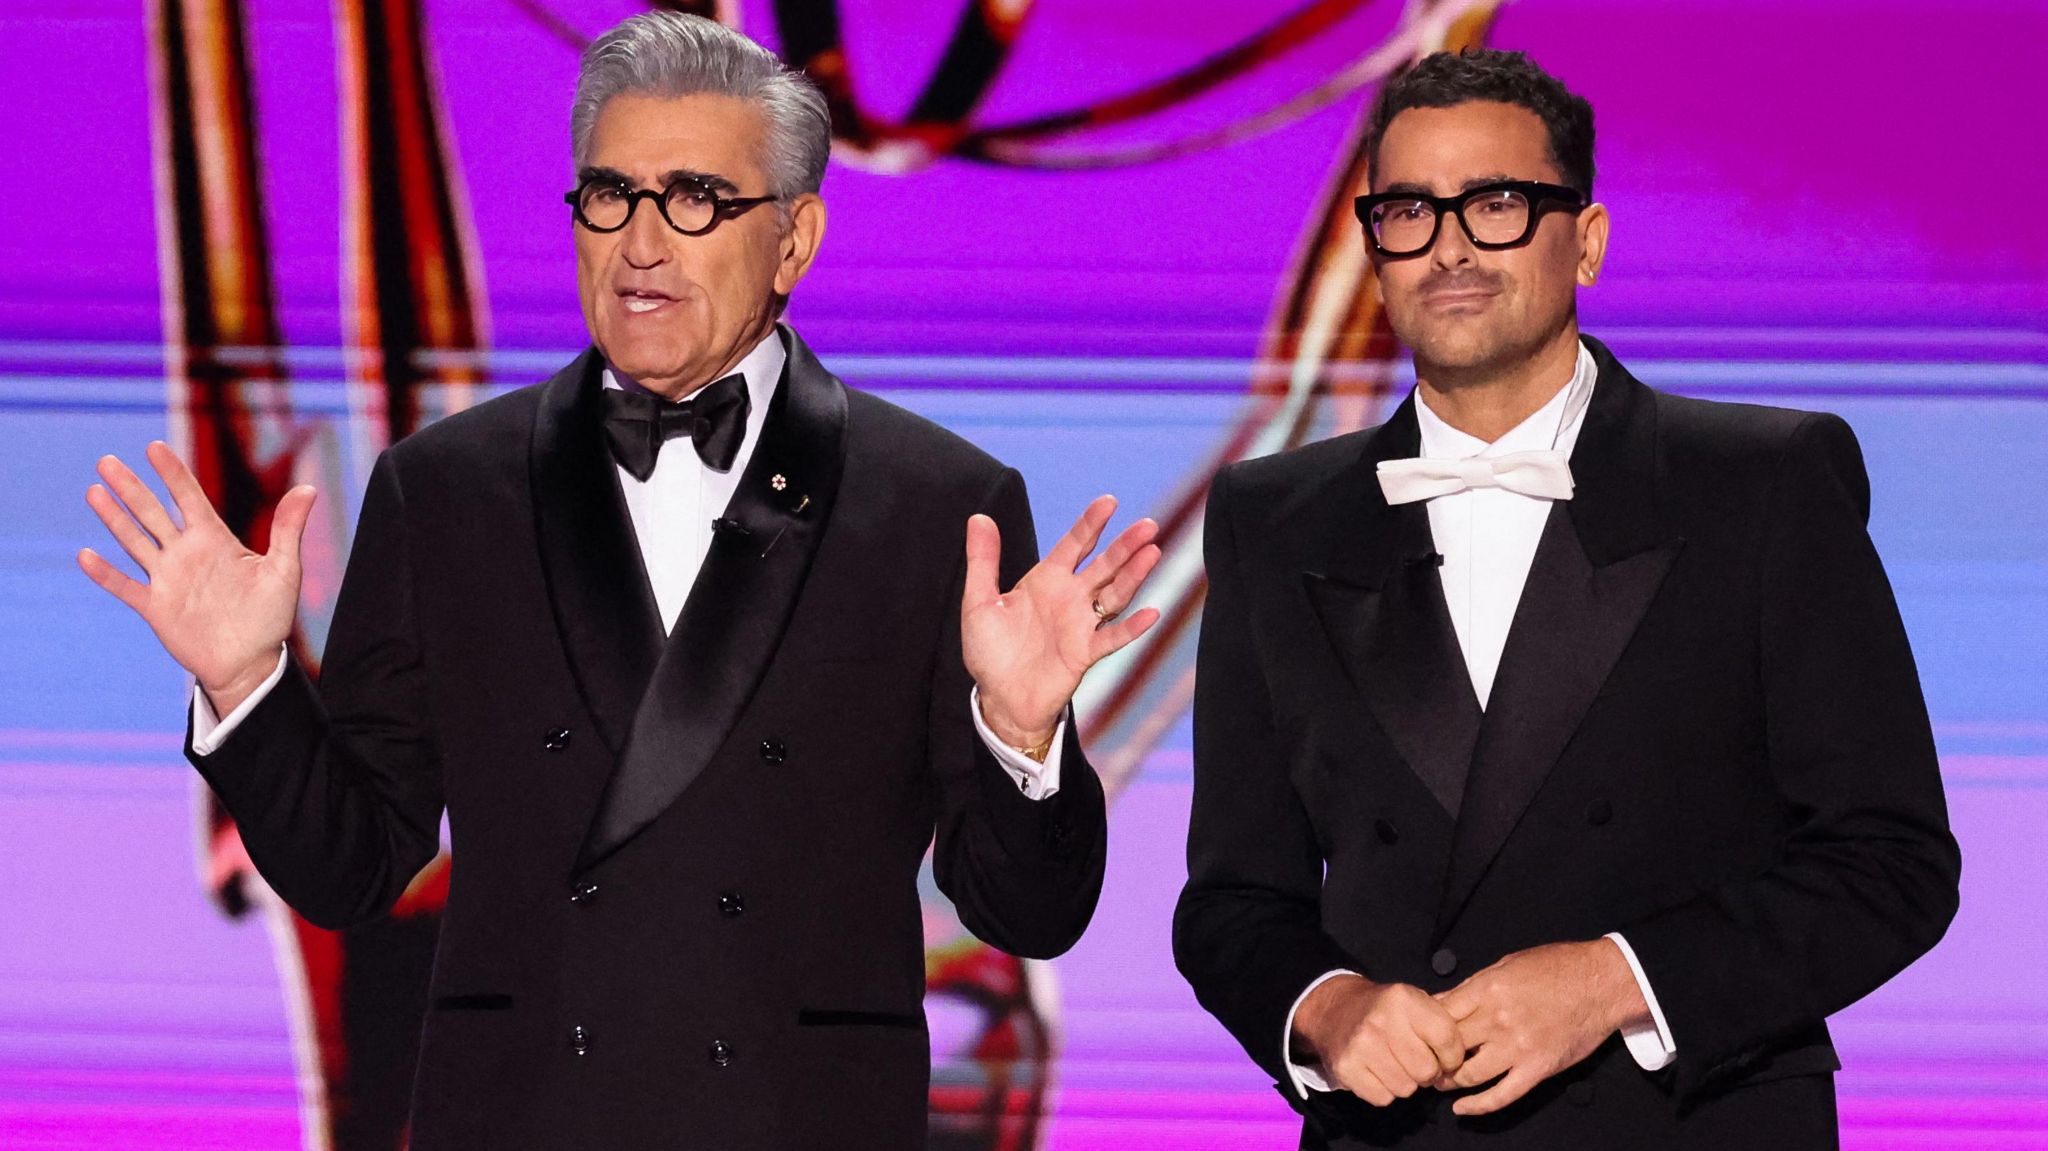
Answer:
[
  {"xmin": 1435, "ymin": 345, "xmax": 1684, "ymax": 934},
  {"xmin": 576, "ymin": 327, "xmax": 848, "ymax": 874},
  {"xmin": 532, "ymin": 349, "xmax": 664, "ymax": 756},
  {"xmin": 1303, "ymin": 396, "xmax": 1483, "ymax": 817}
]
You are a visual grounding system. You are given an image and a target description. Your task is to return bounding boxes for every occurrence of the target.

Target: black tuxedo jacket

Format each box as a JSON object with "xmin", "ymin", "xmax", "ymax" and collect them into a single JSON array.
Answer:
[
  {"xmin": 1173, "ymin": 337, "xmax": 1959, "ymax": 1149},
  {"xmin": 188, "ymin": 327, "xmax": 1108, "ymax": 1150}
]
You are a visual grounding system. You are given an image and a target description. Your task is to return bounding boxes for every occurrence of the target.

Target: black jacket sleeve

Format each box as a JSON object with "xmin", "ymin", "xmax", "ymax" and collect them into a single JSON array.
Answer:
[
  {"xmin": 928, "ymin": 466, "xmax": 1109, "ymax": 960},
  {"xmin": 186, "ymin": 450, "xmax": 444, "ymax": 929},
  {"xmin": 1173, "ymin": 466, "xmax": 1359, "ymax": 1089},
  {"xmin": 1620, "ymin": 413, "xmax": 1961, "ymax": 1098}
]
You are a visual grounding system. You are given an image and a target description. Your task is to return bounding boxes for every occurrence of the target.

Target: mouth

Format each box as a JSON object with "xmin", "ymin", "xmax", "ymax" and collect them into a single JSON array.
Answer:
[
  {"xmin": 615, "ymin": 287, "xmax": 679, "ymax": 315},
  {"xmin": 1421, "ymin": 289, "xmax": 1498, "ymax": 312}
]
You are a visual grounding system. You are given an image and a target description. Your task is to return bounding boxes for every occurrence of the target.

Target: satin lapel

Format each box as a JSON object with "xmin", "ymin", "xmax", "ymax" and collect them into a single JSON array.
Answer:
[
  {"xmin": 1303, "ymin": 395, "xmax": 1483, "ymax": 817},
  {"xmin": 531, "ymin": 349, "xmax": 663, "ymax": 756},
  {"xmin": 1435, "ymin": 344, "xmax": 1684, "ymax": 934},
  {"xmin": 576, "ymin": 327, "xmax": 848, "ymax": 874}
]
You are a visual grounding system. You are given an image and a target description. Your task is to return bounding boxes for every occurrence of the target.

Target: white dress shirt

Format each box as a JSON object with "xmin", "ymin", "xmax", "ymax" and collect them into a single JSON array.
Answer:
[
  {"xmin": 1283, "ymin": 341, "xmax": 1676, "ymax": 1098},
  {"xmin": 191, "ymin": 329, "xmax": 1063, "ymax": 801}
]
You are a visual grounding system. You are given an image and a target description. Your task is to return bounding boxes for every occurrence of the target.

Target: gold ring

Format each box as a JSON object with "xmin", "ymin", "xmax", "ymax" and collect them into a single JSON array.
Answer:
[{"xmin": 1092, "ymin": 599, "xmax": 1119, "ymax": 624}]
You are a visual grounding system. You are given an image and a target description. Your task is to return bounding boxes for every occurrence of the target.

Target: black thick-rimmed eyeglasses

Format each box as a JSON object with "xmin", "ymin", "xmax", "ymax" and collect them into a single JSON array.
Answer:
[
  {"xmin": 564, "ymin": 176, "xmax": 779, "ymax": 236},
  {"xmin": 1353, "ymin": 180, "xmax": 1586, "ymax": 257}
]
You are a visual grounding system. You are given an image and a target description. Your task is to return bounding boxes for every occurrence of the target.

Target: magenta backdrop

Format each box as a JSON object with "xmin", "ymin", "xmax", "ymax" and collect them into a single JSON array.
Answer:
[{"xmin": 1, "ymin": 1, "xmax": 2043, "ymax": 1148}]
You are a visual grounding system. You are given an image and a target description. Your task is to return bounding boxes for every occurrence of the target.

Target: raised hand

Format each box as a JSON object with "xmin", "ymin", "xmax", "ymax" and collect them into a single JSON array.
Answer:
[
  {"xmin": 1292, "ymin": 974, "xmax": 1467, "ymax": 1106},
  {"xmin": 1434, "ymin": 939, "xmax": 1650, "ymax": 1116},
  {"xmin": 962, "ymin": 495, "xmax": 1162, "ymax": 748},
  {"xmin": 78, "ymin": 441, "xmax": 316, "ymax": 715}
]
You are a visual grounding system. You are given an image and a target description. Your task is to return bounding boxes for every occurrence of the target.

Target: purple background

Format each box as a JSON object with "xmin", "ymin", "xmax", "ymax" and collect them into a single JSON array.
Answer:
[{"xmin": 2, "ymin": 1, "xmax": 2044, "ymax": 1147}]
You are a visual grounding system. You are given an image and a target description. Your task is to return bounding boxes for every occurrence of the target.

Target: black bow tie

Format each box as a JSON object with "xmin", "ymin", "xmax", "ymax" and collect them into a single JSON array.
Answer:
[{"xmin": 600, "ymin": 373, "xmax": 751, "ymax": 480}]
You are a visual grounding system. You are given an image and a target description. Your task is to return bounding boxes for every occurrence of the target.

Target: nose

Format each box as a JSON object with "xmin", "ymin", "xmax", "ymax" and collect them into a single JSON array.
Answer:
[
  {"xmin": 1428, "ymin": 208, "xmax": 1478, "ymax": 269},
  {"xmin": 618, "ymin": 199, "xmax": 672, "ymax": 270}
]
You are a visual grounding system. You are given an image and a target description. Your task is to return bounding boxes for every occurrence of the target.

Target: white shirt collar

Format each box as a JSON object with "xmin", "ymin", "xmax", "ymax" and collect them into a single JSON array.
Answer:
[{"xmin": 1414, "ymin": 339, "xmax": 1599, "ymax": 462}]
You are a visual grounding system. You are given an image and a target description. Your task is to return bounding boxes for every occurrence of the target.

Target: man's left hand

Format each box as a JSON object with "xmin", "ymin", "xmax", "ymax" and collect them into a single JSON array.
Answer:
[
  {"xmin": 963, "ymin": 495, "xmax": 1162, "ymax": 749},
  {"xmin": 1434, "ymin": 939, "xmax": 1650, "ymax": 1117}
]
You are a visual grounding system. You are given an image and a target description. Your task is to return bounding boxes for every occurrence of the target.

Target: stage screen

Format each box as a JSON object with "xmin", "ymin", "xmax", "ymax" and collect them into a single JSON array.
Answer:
[{"xmin": 1, "ymin": 1, "xmax": 2042, "ymax": 1147}]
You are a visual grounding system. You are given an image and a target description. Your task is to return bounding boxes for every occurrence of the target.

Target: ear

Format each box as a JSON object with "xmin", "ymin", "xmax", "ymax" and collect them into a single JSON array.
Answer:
[
  {"xmin": 1575, "ymin": 201, "xmax": 1609, "ymax": 287},
  {"xmin": 774, "ymin": 193, "xmax": 827, "ymax": 298}
]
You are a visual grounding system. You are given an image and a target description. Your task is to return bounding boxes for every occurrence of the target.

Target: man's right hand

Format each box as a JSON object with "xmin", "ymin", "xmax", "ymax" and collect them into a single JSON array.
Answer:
[
  {"xmin": 78, "ymin": 441, "xmax": 315, "ymax": 716},
  {"xmin": 1292, "ymin": 973, "xmax": 1467, "ymax": 1106}
]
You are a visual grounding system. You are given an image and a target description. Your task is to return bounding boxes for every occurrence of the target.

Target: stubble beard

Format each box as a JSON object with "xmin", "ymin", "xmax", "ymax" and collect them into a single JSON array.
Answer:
[{"xmin": 1398, "ymin": 294, "xmax": 1572, "ymax": 391}]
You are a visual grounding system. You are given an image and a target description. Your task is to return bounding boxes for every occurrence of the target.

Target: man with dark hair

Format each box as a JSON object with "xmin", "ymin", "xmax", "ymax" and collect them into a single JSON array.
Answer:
[
  {"xmin": 79, "ymin": 12, "xmax": 1159, "ymax": 1149},
  {"xmin": 1175, "ymin": 47, "xmax": 1958, "ymax": 1148}
]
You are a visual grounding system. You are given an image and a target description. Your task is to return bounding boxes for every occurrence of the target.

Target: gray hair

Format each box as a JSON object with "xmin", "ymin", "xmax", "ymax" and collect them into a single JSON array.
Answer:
[{"xmin": 571, "ymin": 13, "xmax": 831, "ymax": 201}]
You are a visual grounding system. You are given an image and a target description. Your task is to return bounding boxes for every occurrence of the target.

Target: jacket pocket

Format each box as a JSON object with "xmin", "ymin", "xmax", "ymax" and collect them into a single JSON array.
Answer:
[
  {"xmin": 431, "ymin": 993, "xmax": 514, "ymax": 1011},
  {"xmin": 796, "ymin": 1008, "xmax": 926, "ymax": 1030},
  {"xmin": 1723, "ymin": 1040, "xmax": 1841, "ymax": 1089}
]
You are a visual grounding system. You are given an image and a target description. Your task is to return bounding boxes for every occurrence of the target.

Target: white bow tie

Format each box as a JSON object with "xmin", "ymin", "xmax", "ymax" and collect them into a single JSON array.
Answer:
[{"xmin": 1376, "ymin": 451, "xmax": 1576, "ymax": 506}]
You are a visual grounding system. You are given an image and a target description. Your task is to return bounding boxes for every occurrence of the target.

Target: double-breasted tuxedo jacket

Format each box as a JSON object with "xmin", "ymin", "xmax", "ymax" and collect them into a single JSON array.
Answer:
[
  {"xmin": 1174, "ymin": 337, "xmax": 1959, "ymax": 1149},
  {"xmin": 189, "ymin": 328, "xmax": 1108, "ymax": 1149}
]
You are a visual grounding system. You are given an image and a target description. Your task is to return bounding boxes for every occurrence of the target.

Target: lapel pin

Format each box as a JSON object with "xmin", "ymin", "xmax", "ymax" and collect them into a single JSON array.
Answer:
[{"xmin": 770, "ymin": 474, "xmax": 787, "ymax": 491}]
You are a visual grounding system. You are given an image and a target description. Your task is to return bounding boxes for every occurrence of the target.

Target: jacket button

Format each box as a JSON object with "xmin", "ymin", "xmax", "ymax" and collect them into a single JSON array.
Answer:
[
  {"xmin": 570, "ymin": 880, "xmax": 599, "ymax": 905},
  {"xmin": 1431, "ymin": 948, "xmax": 1458, "ymax": 977},
  {"xmin": 569, "ymin": 1025, "xmax": 590, "ymax": 1055},
  {"xmin": 544, "ymin": 727, "xmax": 571, "ymax": 751},
  {"xmin": 1586, "ymin": 799, "xmax": 1613, "ymax": 827},
  {"xmin": 1374, "ymin": 818, "xmax": 1400, "ymax": 845},
  {"xmin": 709, "ymin": 1039, "xmax": 735, "ymax": 1066},
  {"xmin": 759, "ymin": 739, "xmax": 786, "ymax": 764},
  {"xmin": 718, "ymin": 892, "xmax": 745, "ymax": 918}
]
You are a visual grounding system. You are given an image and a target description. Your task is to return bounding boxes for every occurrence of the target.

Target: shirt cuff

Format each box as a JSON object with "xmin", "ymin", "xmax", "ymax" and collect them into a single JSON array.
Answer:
[
  {"xmin": 968, "ymin": 685, "xmax": 1063, "ymax": 801},
  {"xmin": 1604, "ymin": 932, "xmax": 1677, "ymax": 1071},
  {"xmin": 1284, "ymin": 969, "xmax": 1358, "ymax": 1098},
  {"xmin": 189, "ymin": 647, "xmax": 290, "ymax": 756}
]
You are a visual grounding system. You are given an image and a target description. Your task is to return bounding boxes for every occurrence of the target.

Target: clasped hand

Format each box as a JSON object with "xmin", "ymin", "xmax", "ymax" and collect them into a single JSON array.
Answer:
[{"xmin": 1293, "ymin": 939, "xmax": 1648, "ymax": 1117}]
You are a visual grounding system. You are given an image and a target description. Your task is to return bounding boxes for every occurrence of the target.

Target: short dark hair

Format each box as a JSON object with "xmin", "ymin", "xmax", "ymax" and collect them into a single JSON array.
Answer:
[{"xmin": 1364, "ymin": 48, "xmax": 1595, "ymax": 195}]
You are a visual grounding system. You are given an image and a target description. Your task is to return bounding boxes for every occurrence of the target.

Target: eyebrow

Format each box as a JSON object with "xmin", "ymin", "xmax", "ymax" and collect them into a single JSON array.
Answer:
[
  {"xmin": 1381, "ymin": 174, "xmax": 1521, "ymax": 196},
  {"xmin": 576, "ymin": 166, "xmax": 741, "ymax": 194},
  {"xmin": 662, "ymin": 169, "xmax": 739, "ymax": 193}
]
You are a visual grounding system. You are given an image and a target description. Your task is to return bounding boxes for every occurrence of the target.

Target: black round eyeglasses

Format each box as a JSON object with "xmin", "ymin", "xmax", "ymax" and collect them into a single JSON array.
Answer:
[{"xmin": 565, "ymin": 176, "xmax": 779, "ymax": 236}]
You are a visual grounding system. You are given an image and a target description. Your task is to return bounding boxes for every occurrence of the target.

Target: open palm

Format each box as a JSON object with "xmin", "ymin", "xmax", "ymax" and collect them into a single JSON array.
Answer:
[
  {"xmin": 78, "ymin": 441, "xmax": 315, "ymax": 709},
  {"xmin": 962, "ymin": 495, "xmax": 1162, "ymax": 746}
]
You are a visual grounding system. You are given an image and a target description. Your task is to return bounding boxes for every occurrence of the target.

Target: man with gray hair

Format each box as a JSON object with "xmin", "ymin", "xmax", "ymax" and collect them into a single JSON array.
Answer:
[{"xmin": 79, "ymin": 12, "xmax": 1157, "ymax": 1148}]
